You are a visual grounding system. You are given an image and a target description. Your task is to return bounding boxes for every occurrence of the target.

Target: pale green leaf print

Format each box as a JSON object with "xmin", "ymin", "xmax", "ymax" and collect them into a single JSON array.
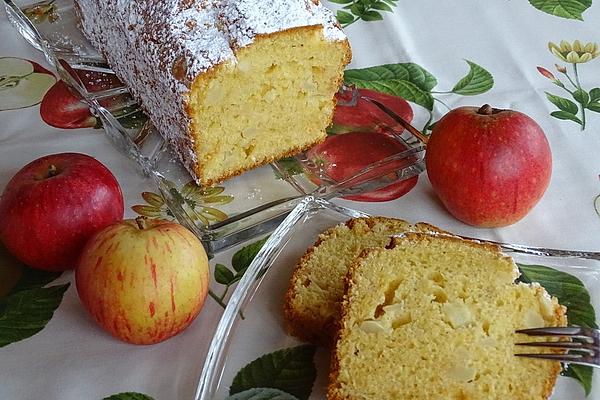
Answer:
[
  {"xmin": 335, "ymin": 10, "xmax": 354, "ymax": 25},
  {"xmin": 528, "ymin": 0, "xmax": 592, "ymax": 20},
  {"xmin": 332, "ymin": 0, "xmax": 399, "ymax": 27},
  {"xmin": 0, "ymin": 259, "xmax": 69, "ymax": 348},
  {"xmin": 550, "ymin": 110, "xmax": 583, "ymax": 125},
  {"xmin": 360, "ymin": 10, "xmax": 384, "ymax": 21},
  {"xmin": 563, "ymin": 365, "xmax": 593, "ymax": 396},
  {"xmin": 588, "ymin": 102, "xmax": 600, "ymax": 112},
  {"xmin": 545, "ymin": 92, "xmax": 579, "ymax": 114},
  {"xmin": 230, "ymin": 345, "xmax": 317, "ymax": 400},
  {"xmin": 344, "ymin": 63, "xmax": 437, "ymax": 110},
  {"xmin": 345, "ymin": 63, "xmax": 437, "ymax": 92},
  {"xmin": 451, "ymin": 61, "xmax": 494, "ymax": 95}
]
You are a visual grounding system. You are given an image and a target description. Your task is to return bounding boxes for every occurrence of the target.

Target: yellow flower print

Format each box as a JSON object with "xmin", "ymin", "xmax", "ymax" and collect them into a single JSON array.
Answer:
[
  {"xmin": 132, "ymin": 181, "xmax": 233, "ymax": 227},
  {"xmin": 548, "ymin": 40, "xmax": 599, "ymax": 64}
]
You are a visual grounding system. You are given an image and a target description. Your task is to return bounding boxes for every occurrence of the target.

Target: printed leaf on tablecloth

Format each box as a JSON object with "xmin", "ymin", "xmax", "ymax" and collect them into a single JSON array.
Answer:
[
  {"xmin": 215, "ymin": 263, "xmax": 236, "ymax": 285},
  {"xmin": 540, "ymin": 41, "xmax": 598, "ymax": 130},
  {"xmin": 102, "ymin": 393, "xmax": 155, "ymax": 400},
  {"xmin": 563, "ymin": 365, "xmax": 593, "ymax": 396},
  {"xmin": 344, "ymin": 63, "xmax": 437, "ymax": 110},
  {"xmin": 528, "ymin": 0, "xmax": 592, "ymax": 20},
  {"xmin": 232, "ymin": 236, "xmax": 270, "ymax": 273},
  {"xmin": 0, "ymin": 244, "xmax": 69, "ymax": 348},
  {"xmin": 546, "ymin": 92, "xmax": 579, "ymax": 114},
  {"xmin": 344, "ymin": 61, "xmax": 494, "ymax": 115},
  {"xmin": 330, "ymin": 0, "xmax": 399, "ymax": 27},
  {"xmin": 211, "ymin": 236, "xmax": 270, "ymax": 308},
  {"xmin": 573, "ymin": 89, "xmax": 590, "ymax": 106},
  {"xmin": 551, "ymin": 110, "xmax": 583, "ymax": 125},
  {"xmin": 229, "ymin": 345, "xmax": 317, "ymax": 400},
  {"xmin": 226, "ymin": 388, "xmax": 299, "ymax": 400},
  {"xmin": 518, "ymin": 263, "xmax": 596, "ymax": 395},
  {"xmin": 451, "ymin": 61, "xmax": 494, "ymax": 95}
]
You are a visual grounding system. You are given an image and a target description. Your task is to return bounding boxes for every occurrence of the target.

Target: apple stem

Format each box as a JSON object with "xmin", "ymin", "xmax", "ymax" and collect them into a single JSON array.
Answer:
[
  {"xmin": 477, "ymin": 104, "xmax": 494, "ymax": 115},
  {"xmin": 135, "ymin": 216, "xmax": 147, "ymax": 230},
  {"xmin": 47, "ymin": 164, "xmax": 59, "ymax": 178}
]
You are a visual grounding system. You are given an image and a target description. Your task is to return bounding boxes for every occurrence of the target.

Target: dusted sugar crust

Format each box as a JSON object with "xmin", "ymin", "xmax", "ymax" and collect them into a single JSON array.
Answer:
[{"xmin": 75, "ymin": 0, "xmax": 347, "ymax": 184}]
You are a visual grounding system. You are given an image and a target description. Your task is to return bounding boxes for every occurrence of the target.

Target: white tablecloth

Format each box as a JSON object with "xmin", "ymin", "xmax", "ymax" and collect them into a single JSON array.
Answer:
[{"xmin": 1, "ymin": 1, "xmax": 599, "ymax": 399}]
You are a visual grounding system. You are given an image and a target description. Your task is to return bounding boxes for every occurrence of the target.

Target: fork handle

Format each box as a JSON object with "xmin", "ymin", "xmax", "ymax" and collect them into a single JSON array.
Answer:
[
  {"xmin": 411, "ymin": 231, "xmax": 600, "ymax": 261},
  {"xmin": 486, "ymin": 241, "xmax": 600, "ymax": 261}
]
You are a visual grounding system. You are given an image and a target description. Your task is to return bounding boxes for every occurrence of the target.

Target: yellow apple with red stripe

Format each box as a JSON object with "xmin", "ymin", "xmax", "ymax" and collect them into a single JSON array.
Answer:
[{"xmin": 75, "ymin": 217, "xmax": 209, "ymax": 344}]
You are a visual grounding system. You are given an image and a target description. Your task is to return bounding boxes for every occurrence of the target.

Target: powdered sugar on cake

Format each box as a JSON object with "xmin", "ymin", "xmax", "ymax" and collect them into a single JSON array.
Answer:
[
  {"xmin": 221, "ymin": 0, "xmax": 346, "ymax": 48},
  {"xmin": 74, "ymin": 0, "xmax": 346, "ymax": 182}
]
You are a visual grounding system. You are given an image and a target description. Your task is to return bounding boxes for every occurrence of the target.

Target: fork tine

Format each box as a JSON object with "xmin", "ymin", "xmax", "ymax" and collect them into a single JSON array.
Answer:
[
  {"xmin": 515, "ymin": 341, "xmax": 584, "ymax": 349},
  {"xmin": 516, "ymin": 327, "xmax": 584, "ymax": 336},
  {"xmin": 515, "ymin": 353, "xmax": 584, "ymax": 361}
]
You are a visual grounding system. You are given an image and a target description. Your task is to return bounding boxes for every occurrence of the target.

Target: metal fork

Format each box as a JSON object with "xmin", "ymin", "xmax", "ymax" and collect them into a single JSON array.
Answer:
[{"xmin": 515, "ymin": 327, "xmax": 600, "ymax": 368}]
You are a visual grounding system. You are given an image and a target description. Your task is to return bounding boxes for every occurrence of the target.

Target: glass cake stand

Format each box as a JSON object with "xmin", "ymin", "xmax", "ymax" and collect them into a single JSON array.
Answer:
[{"xmin": 4, "ymin": 0, "xmax": 427, "ymax": 256}]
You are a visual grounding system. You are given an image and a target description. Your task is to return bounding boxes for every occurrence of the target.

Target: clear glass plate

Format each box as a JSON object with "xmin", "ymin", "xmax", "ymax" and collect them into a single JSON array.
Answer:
[
  {"xmin": 197, "ymin": 196, "xmax": 600, "ymax": 400},
  {"xmin": 3, "ymin": 0, "xmax": 426, "ymax": 256}
]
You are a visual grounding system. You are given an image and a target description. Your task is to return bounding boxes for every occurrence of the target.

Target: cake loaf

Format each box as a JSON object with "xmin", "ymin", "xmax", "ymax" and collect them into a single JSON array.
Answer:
[
  {"xmin": 283, "ymin": 217, "xmax": 443, "ymax": 344},
  {"xmin": 75, "ymin": 0, "xmax": 351, "ymax": 185},
  {"xmin": 328, "ymin": 233, "xmax": 567, "ymax": 400}
]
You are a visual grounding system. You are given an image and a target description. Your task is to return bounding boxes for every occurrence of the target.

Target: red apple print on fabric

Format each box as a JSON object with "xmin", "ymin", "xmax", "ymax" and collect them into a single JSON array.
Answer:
[
  {"xmin": 330, "ymin": 88, "xmax": 413, "ymax": 134},
  {"xmin": 0, "ymin": 57, "xmax": 56, "ymax": 111},
  {"xmin": 307, "ymin": 131, "xmax": 418, "ymax": 202},
  {"xmin": 40, "ymin": 69, "xmax": 147, "ymax": 130},
  {"xmin": 312, "ymin": 88, "xmax": 417, "ymax": 202},
  {"xmin": 40, "ymin": 79, "xmax": 99, "ymax": 129}
]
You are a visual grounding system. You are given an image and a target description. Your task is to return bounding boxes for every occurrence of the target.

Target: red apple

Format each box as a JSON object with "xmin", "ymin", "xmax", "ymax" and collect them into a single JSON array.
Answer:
[
  {"xmin": 425, "ymin": 104, "xmax": 552, "ymax": 227},
  {"xmin": 0, "ymin": 153, "xmax": 124, "ymax": 271},
  {"xmin": 76, "ymin": 217, "xmax": 209, "ymax": 345},
  {"xmin": 330, "ymin": 88, "xmax": 414, "ymax": 134},
  {"xmin": 307, "ymin": 131, "xmax": 418, "ymax": 202}
]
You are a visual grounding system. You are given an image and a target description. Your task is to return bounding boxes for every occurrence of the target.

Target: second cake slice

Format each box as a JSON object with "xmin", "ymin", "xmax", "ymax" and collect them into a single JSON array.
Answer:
[{"xmin": 283, "ymin": 217, "xmax": 442, "ymax": 344}]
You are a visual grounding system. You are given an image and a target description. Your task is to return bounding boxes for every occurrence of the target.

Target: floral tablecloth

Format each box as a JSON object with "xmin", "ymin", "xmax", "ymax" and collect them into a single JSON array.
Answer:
[{"xmin": 1, "ymin": 1, "xmax": 599, "ymax": 399}]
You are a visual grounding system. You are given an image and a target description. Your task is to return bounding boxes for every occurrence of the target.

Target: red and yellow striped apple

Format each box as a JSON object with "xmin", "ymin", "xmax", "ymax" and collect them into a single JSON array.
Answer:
[{"xmin": 76, "ymin": 217, "xmax": 209, "ymax": 345}]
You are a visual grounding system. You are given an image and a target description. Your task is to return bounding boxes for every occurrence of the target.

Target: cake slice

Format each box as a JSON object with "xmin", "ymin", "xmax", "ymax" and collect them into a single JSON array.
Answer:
[
  {"xmin": 75, "ymin": 0, "xmax": 351, "ymax": 185},
  {"xmin": 283, "ymin": 217, "xmax": 443, "ymax": 344},
  {"xmin": 328, "ymin": 233, "xmax": 567, "ymax": 400}
]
